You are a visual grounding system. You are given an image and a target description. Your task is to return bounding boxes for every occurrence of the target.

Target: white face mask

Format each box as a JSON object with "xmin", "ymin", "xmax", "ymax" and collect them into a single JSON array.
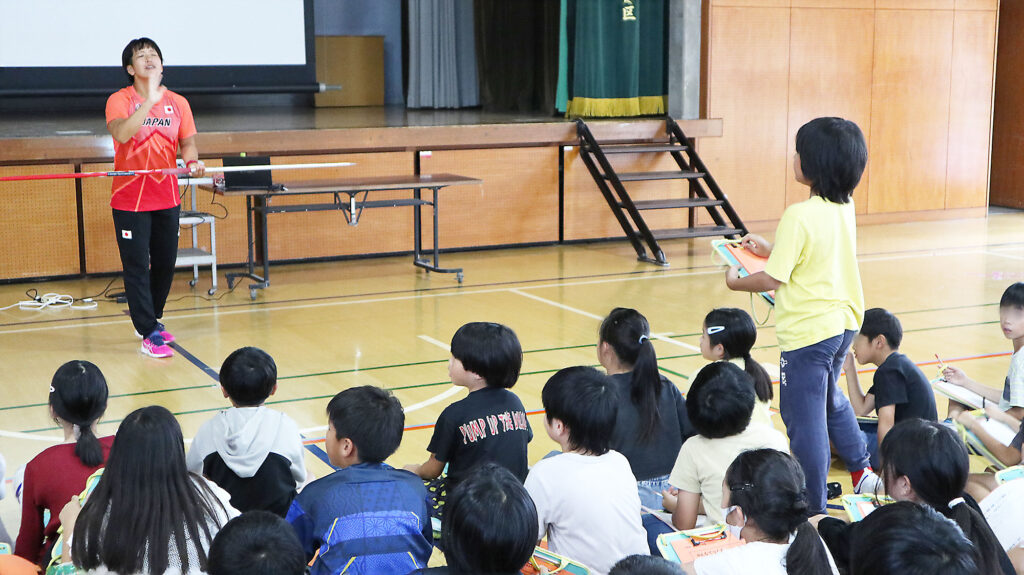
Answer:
[{"xmin": 721, "ymin": 505, "xmax": 745, "ymax": 540}]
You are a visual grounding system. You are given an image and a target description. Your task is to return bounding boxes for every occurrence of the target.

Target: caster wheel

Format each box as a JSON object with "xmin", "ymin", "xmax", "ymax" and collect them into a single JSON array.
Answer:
[
  {"xmin": 208, "ymin": 288, "xmax": 217, "ymax": 296},
  {"xmin": 249, "ymin": 288, "xmax": 257, "ymax": 301},
  {"xmin": 189, "ymin": 279, "xmax": 197, "ymax": 287},
  {"xmin": 456, "ymin": 272, "xmax": 464, "ymax": 284}
]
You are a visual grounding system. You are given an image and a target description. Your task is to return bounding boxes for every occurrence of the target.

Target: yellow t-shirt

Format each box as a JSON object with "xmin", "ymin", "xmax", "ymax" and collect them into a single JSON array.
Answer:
[{"xmin": 764, "ymin": 196, "xmax": 864, "ymax": 352}]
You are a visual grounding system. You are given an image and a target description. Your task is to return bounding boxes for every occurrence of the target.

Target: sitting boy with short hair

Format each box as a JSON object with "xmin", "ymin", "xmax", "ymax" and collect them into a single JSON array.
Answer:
[
  {"xmin": 406, "ymin": 322, "xmax": 533, "ymax": 516},
  {"xmin": 843, "ymin": 308, "xmax": 938, "ymax": 468},
  {"xmin": 525, "ymin": 366, "xmax": 649, "ymax": 575},
  {"xmin": 287, "ymin": 386, "xmax": 433, "ymax": 575},
  {"xmin": 187, "ymin": 346, "xmax": 306, "ymax": 516},
  {"xmin": 662, "ymin": 362, "xmax": 789, "ymax": 530},
  {"xmin": 208, "ymin": 510, "xmax": 307, "ymax": 575}
]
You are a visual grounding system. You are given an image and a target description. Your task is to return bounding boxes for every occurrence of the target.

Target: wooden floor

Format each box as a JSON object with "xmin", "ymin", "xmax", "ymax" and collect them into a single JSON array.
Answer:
[{"xmin": 2, "ymin": 210, "xmax": 1022, "ymax": 537}]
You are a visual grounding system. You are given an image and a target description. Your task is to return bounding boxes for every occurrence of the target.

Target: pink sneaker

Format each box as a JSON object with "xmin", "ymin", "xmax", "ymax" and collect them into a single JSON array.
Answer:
[
  {"xmin": 141, "ymin": 337, "xmax": 173, "ymax": 358},
  {"xmin": 135, "ymin": 328, "xmax": 175, "ymax": 343}
]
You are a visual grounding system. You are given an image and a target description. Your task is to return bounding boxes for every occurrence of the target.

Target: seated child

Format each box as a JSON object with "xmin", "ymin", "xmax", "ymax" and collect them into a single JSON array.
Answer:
[
  {"xmin": 843, "ymin": 308, "xmax": 937, "ymax": 468},
  {"xmin": 406, "ymin": 322, "xmax": 532, "ymax": 515},
  {"xmin": 188, "ymin": 347, "xmax": 306, "ymax": 516},
  {"xmin": 814, "ymin": 419, "xmax": 1012, "ymax": 575},
  {"xmin": 598, "ymin": 307, "xmax": 695, "ymax": 508},
  {"xmin": 525, "ymin": 366, "xmax": 649, "ymax": 575},
  {"xmin": 684, "ymin": 449, "xmax": 840, "ymax": 575},
  {"xmin": 663, "ymin": 362, "xmax": 789, "ymax": 530},
  {"xmin": 286, "ymin": 386, "xmax": 432, "ymax": 575},
  {"xmin": 944, "ymin": 282, "xmax": 1024, "ymax": 422},
  {"xmin": 411, "ymin": 463, "xmax": 538, "ymax": 575},
  {"xmin": 849, "ymin": 502, "xmax": 979, "ymax": 575},
  {"xmin": 16, "ymin": 360, "xmax": 112, "ymax": 566},
  {"xmin": 694, "ymin": 308, "xmax": 775, "ymax": 427},
  {"xmin": 610, "ymin": 555, "xmax": 684, "ymax": 575},
  {"xmin": 208, "ymin": 511, "xmax": 307, "ymax": 575}
]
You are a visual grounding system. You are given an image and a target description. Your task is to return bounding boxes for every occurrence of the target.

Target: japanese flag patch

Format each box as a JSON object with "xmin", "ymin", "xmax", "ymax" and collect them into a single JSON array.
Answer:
[
  {"xmin": 121, "ymin": 229, "xmax": 132, "ymax": 240},
  {"xmin": 164, "ymin": 105, "xmax": 174, "ymax": 115}
]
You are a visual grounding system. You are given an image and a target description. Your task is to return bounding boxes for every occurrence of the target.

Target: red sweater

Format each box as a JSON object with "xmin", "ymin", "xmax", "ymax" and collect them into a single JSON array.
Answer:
[{"xmin": 14, "ymin": 436, "xmax": 114, "ymax": 565}]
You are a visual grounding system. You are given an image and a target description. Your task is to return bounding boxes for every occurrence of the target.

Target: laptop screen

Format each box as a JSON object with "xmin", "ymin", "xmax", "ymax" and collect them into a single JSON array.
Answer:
[{"xmin": 222, "ymin": 156, "xmax": 274, "ymax": 190}]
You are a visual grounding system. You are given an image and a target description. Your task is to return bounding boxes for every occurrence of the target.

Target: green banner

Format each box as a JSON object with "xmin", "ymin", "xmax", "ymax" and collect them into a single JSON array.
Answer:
[{"xmin": 566, "ymin": 0, "xmax": 666, "ymax": 117}]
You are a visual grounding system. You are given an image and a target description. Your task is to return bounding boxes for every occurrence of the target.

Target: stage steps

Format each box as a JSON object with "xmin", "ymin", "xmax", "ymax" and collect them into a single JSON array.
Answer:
[{"xmin": 576, "ymin": 117, "xmax": 748, "ymax": 265}]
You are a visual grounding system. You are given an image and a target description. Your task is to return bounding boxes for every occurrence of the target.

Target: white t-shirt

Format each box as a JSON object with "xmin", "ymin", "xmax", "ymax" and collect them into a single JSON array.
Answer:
[
  {"xmin": 999, "ymin": 347, "xmax": 1024, "ymax": 411},
  {"xmin": 668, "ymin": 423, "xmax": 789, "ymax": 524},
  {"xmin": 693, "ymin": 538, "xmax": 840, "ymax": 575},
  {"xmin": 525, "ymin": 451, "xmax": 649, "ymax": 575}
]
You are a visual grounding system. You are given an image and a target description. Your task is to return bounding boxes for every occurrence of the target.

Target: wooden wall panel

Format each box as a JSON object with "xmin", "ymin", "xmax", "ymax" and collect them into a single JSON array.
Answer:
[
  {"xmin": 260, "ymin": 153, "xmax": 415, "ymax": 261},
  {"xmin": 791, "ymin": 0, "xmax": 872, "ymax": 7},
  {"xmin": 867, "ymin": 10, "xmax": 955, "ymax": 213},
  {"xmin": 946, "ymin": 10, "xmax": 997, "ymax": 209},
  {"xmin": 420, "ymin": 148, "xmax": 559, "ymax": 248},
  {"xmin": 0, "ymin": 165, "xmax": 79, "ymax": 279},
  {"xmin": 700, "ymin": 6, "xmax": 791, "ymax": 223},
  {"xmin": 991, "ymin": 0, "xmax": 1024, "ymax": 208},
  {"xmin": 787, "ymin": 8, "xmax": 874, "ymax": 212},
  {"xmin": 81, "ymin": 163, "xmax": 121, "ymax": 274},
  {"xmin": 711, "ymin": 0, "xmax": 789, "ymax": 6},
  {"xmin": 955, "ymin": 0, "xmax": 998, "ymax": 10},
  {"xmin": 563, "ymin": 149, "xmax": 693, "ymax": 241},
  {"xmin": 876, "ymin": 0, "xmax": 954, "ymax": 9}
]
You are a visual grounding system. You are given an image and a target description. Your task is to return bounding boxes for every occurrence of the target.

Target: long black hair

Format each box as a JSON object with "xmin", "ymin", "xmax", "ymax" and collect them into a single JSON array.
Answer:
[
  {"xmin": 725, "ymin": 449, "xmax": 834, "ymax": 575},
  {"xmin": 50, "ymin": 360, "xmax": 108, "ymax": 467},
  {"xmin": 704, "ymin": 308, "xmax": 773, "ymax": 402},
  {"xmin": 73, "ymin": 406, "xmax": 228, "ymax": 575},
  {"xmin": 850, "ymin": 501, "xmax": 978, "ymax": 575},
  {"xmin": 599, "ymin": 307, "xmax": 661, "ymax": 441},
  {"xmin": 442, "ymin": 463, "xmax": 538, "ymax": 575},
  {"xmin": 879, "ymin": 419, "xmax": 1011, "ymax": 575}
]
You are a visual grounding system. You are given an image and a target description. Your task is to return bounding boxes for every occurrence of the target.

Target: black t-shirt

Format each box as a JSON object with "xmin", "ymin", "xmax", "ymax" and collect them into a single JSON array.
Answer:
[
  {"xmin": 427, "ymin": 387, "xmax": 533, "ymax": 486},
  {"xmin": 607, "ymin": 373, "xmax": 695, "ymax": 481},
  {"xmin": 203, "ymin": 452, "xmax": 297, "ymax": 517},
  {"xmin": 867, "ymin": 352, "xmax": 938, "ymax": 423}
]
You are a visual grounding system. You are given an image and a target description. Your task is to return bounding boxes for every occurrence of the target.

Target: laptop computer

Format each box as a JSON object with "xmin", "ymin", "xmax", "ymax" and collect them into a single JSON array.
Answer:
[{"xmin": 222, "ymin": 155, "xmax": 275, "ymax": 190}]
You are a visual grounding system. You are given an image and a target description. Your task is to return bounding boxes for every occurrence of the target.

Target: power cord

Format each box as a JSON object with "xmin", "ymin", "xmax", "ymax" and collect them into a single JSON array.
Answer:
[{"xmin": 0, "ymin": 291, "xmax": 98, "ymax": 311}]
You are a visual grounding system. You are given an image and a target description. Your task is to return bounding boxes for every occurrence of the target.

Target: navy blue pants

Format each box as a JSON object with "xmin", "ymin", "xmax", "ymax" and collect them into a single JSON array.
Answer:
[
  {"xmin": 779, "ymin": 330, "xmax": 869, "ymax": 515},
  {"xmin": 112, "ymin": 206, "xmax": 180, "ymax": 338}
]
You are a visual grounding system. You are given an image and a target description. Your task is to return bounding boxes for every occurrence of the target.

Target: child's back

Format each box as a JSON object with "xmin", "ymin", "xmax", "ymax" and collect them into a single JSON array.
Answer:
[
  {"xmin": 527, "ymin": 366, "xmax": 648, "ymax": 575},
  {"xmin": 869, "ymin": 351, "xmax": 937, "ymax": 422},
  {"xmin": 187, "ymin": 347, "xmax": 305, "ymax": 516}
]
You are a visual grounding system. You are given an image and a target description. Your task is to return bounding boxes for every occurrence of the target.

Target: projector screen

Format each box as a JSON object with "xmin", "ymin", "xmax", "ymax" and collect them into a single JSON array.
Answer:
[{"xmin": 0, "ymin": 0, "xmax": 315, "ymax": 96}]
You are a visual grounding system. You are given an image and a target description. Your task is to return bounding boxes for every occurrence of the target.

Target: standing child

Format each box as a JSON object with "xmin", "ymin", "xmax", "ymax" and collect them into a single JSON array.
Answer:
[
  {"xmin": 662, "ymin": 362, "xmax": 789, "ymax": 530},
  {"xmin": 843, "ymin": 308, "xmax": 938, "ymax": 468},
  {"xmin": 943, "ymin": 282, "xmax": 1024, "ymax": 423},
  {"xmin": 15, "ymin": 361, "xmax": 112, "ymax": 566},
  {"xmin": 695, "ymin": 308, "xmax": 775, "ymax": 427},
  {"xmin": 525, "ymin": 366, "xmax": 649, "ymax": 575},
  {"xmin": 725, "ymin": 117, "xmax": 878, "ymax": 512},
  {"xmin": 597, "ymin": 307, "xmax": 694, "ymax": 508},
  {"xmin": 287, "ymin": 386, "xmax": 433, "ymax": 575},
  {"xmin": 406, "ymin": 322, "xmax": 532, "ymax": 516},
  {"xmin": 187, "ymin": 347, "xmax": 306, "ymax": 516}
]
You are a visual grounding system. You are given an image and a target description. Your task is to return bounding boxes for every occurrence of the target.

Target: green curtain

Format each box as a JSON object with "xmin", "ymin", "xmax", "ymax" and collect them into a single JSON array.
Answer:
[{"xmin": 564, "ymin": 0, "xmax": 666, "ymax": 118}]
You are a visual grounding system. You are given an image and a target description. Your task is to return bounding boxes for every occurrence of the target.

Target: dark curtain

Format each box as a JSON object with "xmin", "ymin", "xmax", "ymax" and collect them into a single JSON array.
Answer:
[
  {"xmin": 406, "ymin": 0, "xmax": 479, "ymax": 109},
  {"xmin": 565, "ymin": 0, "xmax": 667, "ymax": 118},
  {"xmin": 474, "ymin": 0, "xmax": 560, "ymax": 114}
]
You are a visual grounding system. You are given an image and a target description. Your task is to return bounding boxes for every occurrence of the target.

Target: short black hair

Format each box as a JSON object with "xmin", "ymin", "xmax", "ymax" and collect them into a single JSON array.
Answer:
[
  {"xmin": 442, "ymin": 463, "xmax": 538, "ymax": 575},
  {"xmin": 541, "ymin": 366, "xmax": 617, "ymax": 455},
  {"xmin": 860, "ymin": 308, "xmax": 903, "ymax": 349},
  {"xmin": 207, "ymin": 511, "xmax": 306, "ymax": 575},
  {"xmin": 121, "ymin": 37, "xmax": 163, "ymax": 83},
  {"xmin": 1001, "ymin": 282, "xmax": 1024, "ymax": 310},
  {"xmin": 795, "ymin": 117, "xmax": 868, "ymax": 204},
  {"xmin": 850, "ymin": 502, "xmax": 979, "ymax": 575},
  {"xmin": 219, "ymin": 347, "xmax": 277, "ymax": 407},
  {"xmin": 450, "ymin": 322, "xmax": 523, "ymax": 388},
  {"xmin": 610, "ymin": 555, "xmax": 684, "ymax": 575},
  {"xmin": 327, "ymin": 386, "xmax": 404, "ymax": 463},
  {"xmin": 686, "ymin": 361, "xmax": 755, "ymax": 439}
]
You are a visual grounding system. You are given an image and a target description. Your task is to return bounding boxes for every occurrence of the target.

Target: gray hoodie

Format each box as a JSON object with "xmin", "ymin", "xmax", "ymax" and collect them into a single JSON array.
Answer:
[{"xmin": 187, "ymin": 406, "xmax": 306, "ymax": 483}]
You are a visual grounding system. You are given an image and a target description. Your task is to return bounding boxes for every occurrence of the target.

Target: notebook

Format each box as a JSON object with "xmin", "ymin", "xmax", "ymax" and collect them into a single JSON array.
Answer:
[
  {"xmin": 840, "ymin": 494, "xmax": 894, "ymax": 522},
  {"xmin": 520, "ymin": 546, "xmax": 590, "ymax": 575},
  {"xmin": 979, "ymin": 478, "xmax": 1024, "ymax": 551},
  {"xmin": 657, "ymin": 524, "xmax": 746, "ymax": 564},
  {"xmin": 711, "ymin": 240, "xmax": 774, "ymax": 306},
  {"xmin": 932, "ymin": 379, "xmax": 986, "ymax": 410},
  {"xmin": 958, "ymin": 416, "xmax": 1016, "ymax": 470}
]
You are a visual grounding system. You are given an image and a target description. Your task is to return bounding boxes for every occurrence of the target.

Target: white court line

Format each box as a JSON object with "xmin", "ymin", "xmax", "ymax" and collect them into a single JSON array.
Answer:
[
  {"xmin": 417, "ymin": 334, "xmax": 451, "ymax": 352},
  {"xmin": 403, "ymin": 385, "xmax": 465, "ymax": 413},
  {"xmin": 508, "ymin": 289, "xmax": 603, "ymax": 320},
  {"xmin": 651, "ymin": 332, "xmax": 701, "ymax": 352},
  {"xmin": 986, "ymin": 251, "xmax": 1024, "ymax": 262},
  {"xmin": 0, "ymin": 429, "xmax": 62, "ymax": 442}
]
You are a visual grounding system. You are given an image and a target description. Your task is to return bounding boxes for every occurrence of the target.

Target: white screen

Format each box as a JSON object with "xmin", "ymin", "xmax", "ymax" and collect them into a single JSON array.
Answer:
[{"xmin": 0, "ymin": 0, "xmax": 307, "ymax": 67}]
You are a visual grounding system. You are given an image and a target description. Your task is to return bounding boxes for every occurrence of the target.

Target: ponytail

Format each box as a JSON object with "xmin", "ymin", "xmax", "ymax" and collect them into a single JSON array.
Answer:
[
  {"xmin": 945, "ymin": 499, "xmax": 1011, "ymax": 575},
  {"xmin": 704, "ymin": 308, "xmax": 773, "ymax": 402},
  {"xmin": 599, "ymin": 308, "xmax": 662, "ymax": 442},
  {"xmin": 50, "ymin": 360, "xmax": 109, "ymax": 467},
  {"xmin": 786, "ymin": 522, "xmax": 834, "ymax": 575}
]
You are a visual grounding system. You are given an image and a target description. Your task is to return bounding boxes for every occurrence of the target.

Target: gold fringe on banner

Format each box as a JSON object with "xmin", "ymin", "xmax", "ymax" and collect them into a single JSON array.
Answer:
[{"xmin": 566, "ymin": 95, "xmax": 666, "ymax": 118}]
